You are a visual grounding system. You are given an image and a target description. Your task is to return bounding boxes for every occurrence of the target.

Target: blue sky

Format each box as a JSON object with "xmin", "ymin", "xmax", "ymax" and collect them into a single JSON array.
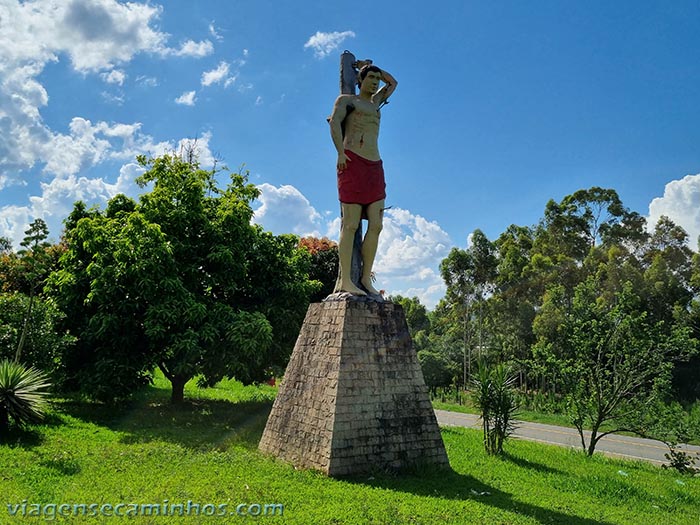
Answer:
[{"xmin": 2, "ymin": 0, "xmax": 700, "ymax": 308}]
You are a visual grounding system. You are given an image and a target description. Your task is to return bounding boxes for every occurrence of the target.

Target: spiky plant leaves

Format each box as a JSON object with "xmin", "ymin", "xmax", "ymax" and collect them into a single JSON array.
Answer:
[
  {"xmin": 471, "ymin": 360, "xmax": 519, "ymax": 455},
  {"xmin": 0, "ymin": 359, "xmax": 51, "ymax": 433}
]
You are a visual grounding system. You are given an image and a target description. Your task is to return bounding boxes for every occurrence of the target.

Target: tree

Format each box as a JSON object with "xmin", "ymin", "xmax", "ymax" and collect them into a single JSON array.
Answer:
[
  {"xmin": 0, "ymin": 293, "xmax": 74, "ymax": 374},
  {"xmin": 15, "ymin": 219, "xmax": 51, "ymax": 363},
  {"xmin": 440, "ymin": 230, "xmax": 497, "ymax": 386},
  {"xmin": 487, "ymin": 225, "xmax": 537, "ymax": 385},
  {"xmin": 299, "ymin": 237, "xmax": 338, "ymax": 302},
  {"xmin": 440, "ymin": 247, "xmax": 477, "ymax": 388},
  {"xmin": 50, "ymin": 153, "xmax": 318, "ymax": 403},
  {"xmin": 390, "ymin": 295, "xmax": 430, "ymax": 336},
  {"xmin": 0, "ymin": 237, "xmax": 11, "ymax": 255},
  {"xmin": 537, "ymin": 188, "xmax": 642, "ymax": 259},
  {"xmin": 417, "ymin": 350, "xmax": 454, "ymax": 394},
  {"xmin": 543, "ymin": 277, "xmax": 694, "ymax": 456}
]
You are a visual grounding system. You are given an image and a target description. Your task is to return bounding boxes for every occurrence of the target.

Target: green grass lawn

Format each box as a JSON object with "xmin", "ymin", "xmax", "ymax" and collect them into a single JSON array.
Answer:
[{"xmin": 1, "ymin": 374, "xmax": 698, "ymax": 525}]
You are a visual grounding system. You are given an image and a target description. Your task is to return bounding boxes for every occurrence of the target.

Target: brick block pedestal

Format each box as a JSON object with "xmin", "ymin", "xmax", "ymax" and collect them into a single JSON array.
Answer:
[{"xmin": 258, "ymin": 297, "xmax": 449, "ymax": 476}]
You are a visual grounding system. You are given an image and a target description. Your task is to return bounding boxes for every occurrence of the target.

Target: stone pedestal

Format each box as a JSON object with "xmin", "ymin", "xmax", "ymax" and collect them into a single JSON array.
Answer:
[{"xmin": 258, "ymin": 297, "xmax": 449, "ymax": 476}]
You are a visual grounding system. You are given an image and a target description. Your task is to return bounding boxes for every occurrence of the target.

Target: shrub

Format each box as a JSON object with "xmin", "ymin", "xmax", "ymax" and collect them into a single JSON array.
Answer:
[
  {"xmin": 471, "ymin": 360, "xmax": 519, "ymax": 455},
  {"xmin": 0, "ymin": 359, "xmax": 51, "ymax": 434}
]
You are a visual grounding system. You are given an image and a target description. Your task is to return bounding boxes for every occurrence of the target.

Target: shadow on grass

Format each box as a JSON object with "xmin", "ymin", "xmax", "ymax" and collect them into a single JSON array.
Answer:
[
  {"xmin": 500, "ymin": 450, "xmax": 565, "ymax": 476},
  {"xmin": 0, "ymin": 426, "xmax": 45, "ymax": 448},
  {"xmin": 0, "ymin": 412, "xmax": 65, "ymax": 448},
  {"xmin": 56, "ymin": 386, "xmax": 273, "ymax": 450},
  {"xmin": 354, "ymin": 466, "xmax": 615, "ymax": 525}
]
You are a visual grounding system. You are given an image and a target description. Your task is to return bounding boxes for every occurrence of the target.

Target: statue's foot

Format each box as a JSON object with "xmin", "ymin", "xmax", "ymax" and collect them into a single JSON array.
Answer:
[
  {"xmin": 339, "ymin": 281, "xmax": 367, "ymax": 296},
  {"xmin": 361, "ymin": 277, "xmax": 381, "ymax": 296}
]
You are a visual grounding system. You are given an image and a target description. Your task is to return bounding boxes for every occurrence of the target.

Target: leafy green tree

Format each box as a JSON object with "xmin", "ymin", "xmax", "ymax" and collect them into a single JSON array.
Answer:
[
  {"xmin": 299, "ymin": 237, "xmax": 338, "ymax": 302},
  {"xmin": 0, "ymin": 293, "xmax": 74, "ymax": 374},
  {"xmin": 545, "ymin": 277, "xmax": 694, "ymax": 456},
  {"xmin": 53, "ymin": 210, "xmax": 178, "ymax": 400},
  {"xmin": 440, "ymin": 230, "xmax": 497, "ymax": 386},
  {"xmin": 417, "ymin": 350, "xmax": 454, "ymax": 394},
  {"xmin": 390, "ymin": 295, "xmax": 430, "ymax": 336},
  {"xmin": 0, "ymin": 237, "xmax": 11, "ymax": 256},
  {"xmin": 490, "ymin": 225, "xmax": 536, "ymax": 378},
  {"xmin": 416, "ymin": 300, "xmax": 465, "ymax": 385},
  {"xmin": 232, "ymin": 229, "xmax": 318, "ymax": 383},
  {"xmin": 675, "ymin": 263, "xmax": 700, "ymax": 402},
  {"xmin": 536, "ymin": 188, "xmax": 643, "ymax": 259},
  {"xmin": 15, "ymin": 219, "xmax": 52, "ymax": 363},
  {"xmin": 50, "ymin": 154, "xmax": 317, "ymax": 403}
]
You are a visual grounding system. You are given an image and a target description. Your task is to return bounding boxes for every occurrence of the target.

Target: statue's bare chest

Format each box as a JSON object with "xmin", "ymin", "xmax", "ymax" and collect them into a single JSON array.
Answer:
[{"xmin": 347, "ymin": 99, "xmax": 381, "ymax": 126}]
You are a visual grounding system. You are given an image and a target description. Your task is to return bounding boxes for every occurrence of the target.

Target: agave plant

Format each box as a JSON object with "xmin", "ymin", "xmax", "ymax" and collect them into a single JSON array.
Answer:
[{"xmin": 0, "ymin": 359, "xmax": 51, "ymax": 434}]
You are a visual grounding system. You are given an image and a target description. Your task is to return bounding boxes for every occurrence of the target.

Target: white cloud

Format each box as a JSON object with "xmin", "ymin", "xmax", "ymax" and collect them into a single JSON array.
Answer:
[
  {"xmin": 648, "ymin": 173, "xmax": 700, "ymax": 249},
  {"xmin": 373, "ymin": 208, "xmax": 451, "ymax": 308},
  {"xmin": 255, "ymin": 96, "xmax": 263, "ymax": 106},
  {"xmin": 42, "ymin": 117, "xmax": 112, "ymax": 176},
  {"xmin": 304, "ymin": 30, "xmax": 356, "ymax": 59},
  {"xmin": 0, "ymin": 0, "xmax": 220, "ymax": 249},
  {"xmin": 252, "ymin": 184, "xmax": 325, "ymax": 237},
  {"xmin": 0, "ymin": 205, "xmax": 33, "ymax": 250},
  {"xmin": 0, "ymin": 129, "xmax": 216, "ymax": 249},
  {"xmin": 58, "ymin": 0, "xmax": 169, "ymax": 72},
  {"xmin": 0, "ymin": 0, "xmax": 211, "ymax": 180},
  {"xmin": 175, "ymin": 90, "xmax": 197, "ymax": 106},
  {"xmin": 100, "ymin": 69, "xmax": 126, "ymax": 85},
  {"xmin": 136, "ymin": 75, "xmax": 158, "ymax": 87},
  {"xmin": 101, "ymin": 91, "xmax": 125, "ymax": 105},
  {"xmin": 38, "ymin": 118, "xmax": 176, "ymax": 177},
  {"xmin": 201, "ymin": 61, "xmax": 231, "ymax": 86},
  {"xmin": 0, "ymin": 62, "xmax": 52, "ymax": 173},
  {"xmin": 377, "ymin": 208, "xmax": 451, "ymax": 275},
  {"xmin": 0, "ymin": 172, "xmax": 126, "ymax": 248},
  {"xmin": 209, "ymin": 22, "xmax": 223, "ymax": 41},
  {"xmin": 169, "ymin": 39, "xmax": 214, "ymax": 58}
]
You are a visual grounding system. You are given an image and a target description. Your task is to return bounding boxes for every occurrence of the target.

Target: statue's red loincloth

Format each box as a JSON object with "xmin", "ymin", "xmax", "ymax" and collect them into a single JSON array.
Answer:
[{"xmin": 337, "ymin": 149, "xmax": 386, "ymax": 205}]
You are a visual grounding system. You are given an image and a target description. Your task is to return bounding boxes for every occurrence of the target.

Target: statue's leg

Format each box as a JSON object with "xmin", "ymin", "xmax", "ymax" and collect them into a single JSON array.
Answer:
[
  {"xmin": 338, "ymin": 202, "xmax": 367, "ymax": 295},
  {"xmin": 360, "ymin": 199, "xmax": 384, "ymax": 295}
]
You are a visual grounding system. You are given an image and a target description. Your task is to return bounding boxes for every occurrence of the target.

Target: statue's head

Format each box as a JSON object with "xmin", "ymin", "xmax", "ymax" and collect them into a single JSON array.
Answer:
[{"xmin": 357, "ymin": 64, "xmax": 382, "ymax": 91}]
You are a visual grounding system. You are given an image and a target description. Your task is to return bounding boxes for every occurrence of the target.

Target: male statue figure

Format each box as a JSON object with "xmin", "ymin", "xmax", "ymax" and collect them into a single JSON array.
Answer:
[{"xmin": 329, "ymin": 63, "xmax": 397, "ymax": 296}]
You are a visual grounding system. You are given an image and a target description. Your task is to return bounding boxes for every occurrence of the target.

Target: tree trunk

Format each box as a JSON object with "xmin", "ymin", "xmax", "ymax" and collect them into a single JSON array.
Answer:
[
  {"xmin": 587, "ymin": 427, "xmax": 600, "ymax": 456},
  {"xmin": 0, "ymin": 404, "xmax": 9, "ymax": 436},
  {"xmin": 170, "ymin": 376, "xmax": 187, "ymax": 404},
  {"xmin": 158, "ymin": 363, "xmax": 187, "ymax": 405},
  {"xmin": 15, "ymin": 288, "xmax": 35, "ymax": 363}
]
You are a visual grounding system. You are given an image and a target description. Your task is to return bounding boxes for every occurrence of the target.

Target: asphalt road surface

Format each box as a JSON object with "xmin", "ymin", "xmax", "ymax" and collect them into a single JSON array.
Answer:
[{"xmin": 435, "ymin": 409, "xmax": 700, "ymax": 466}]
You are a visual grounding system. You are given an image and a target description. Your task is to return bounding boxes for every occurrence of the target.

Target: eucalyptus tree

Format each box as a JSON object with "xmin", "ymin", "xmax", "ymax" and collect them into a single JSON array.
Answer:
[{"xmin": 440, "ymin": 230, "xmax": 497, "ymax": 386}]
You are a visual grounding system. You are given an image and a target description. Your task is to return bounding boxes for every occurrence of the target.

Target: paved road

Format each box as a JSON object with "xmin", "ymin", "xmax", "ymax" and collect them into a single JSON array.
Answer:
[{"xmin": 435, "ymin": 409, "xmax": 700, "ymax": 466}]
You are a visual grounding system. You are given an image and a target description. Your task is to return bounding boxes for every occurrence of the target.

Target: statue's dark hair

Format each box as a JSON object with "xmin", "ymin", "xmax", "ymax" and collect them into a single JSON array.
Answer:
[{"xmin": 357, "ymin": 64, "xmax": 381, "ymax": 88}]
